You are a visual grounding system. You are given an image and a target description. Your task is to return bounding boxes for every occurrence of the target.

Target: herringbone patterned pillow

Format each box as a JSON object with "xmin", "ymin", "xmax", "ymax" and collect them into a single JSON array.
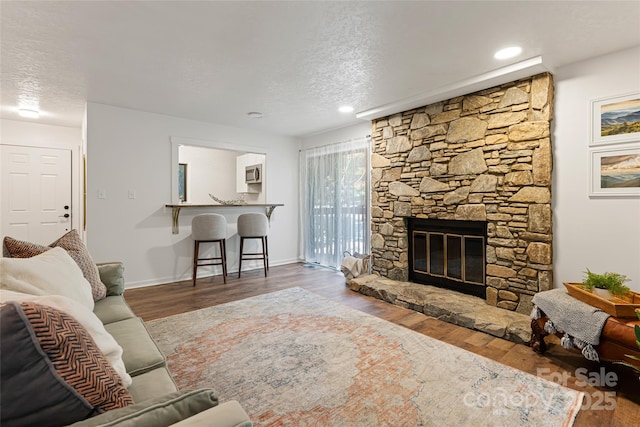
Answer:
[
  {"xmin": 3, "ymin": 230, "xmax": 108, "ymax": 301},
  {"xmin": 20, "ymin": 301, "xmax": 134, "ymax": 413}
]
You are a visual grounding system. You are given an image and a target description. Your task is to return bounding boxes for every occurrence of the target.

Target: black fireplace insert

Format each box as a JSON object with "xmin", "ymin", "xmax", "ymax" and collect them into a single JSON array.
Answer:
[{"xmin": 407, "ymin": 217, "xmax": 487, "ymax": 299}]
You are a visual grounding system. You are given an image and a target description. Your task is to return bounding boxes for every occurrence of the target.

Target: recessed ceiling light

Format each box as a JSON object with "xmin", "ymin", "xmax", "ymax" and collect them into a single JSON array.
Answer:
[
  {"xmin": 494, "ymin": 46, "xmax": 522, "ymax": 60},
  {"xmin": 247, "ymin": 112, "xmax": 263, "ymax": 118},
  {"xmin": 18, "ymin": 108, "xmax": 40, "ymax": 118},
  {"xmin": 338, "ymin": 105, "xmax": 354, "ymax": 113}
]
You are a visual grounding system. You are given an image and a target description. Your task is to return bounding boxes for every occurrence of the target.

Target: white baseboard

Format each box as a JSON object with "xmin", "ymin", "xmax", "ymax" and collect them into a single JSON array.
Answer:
[{"xmin": 124, "ymin": 257, "xmax": 302, "ymax": 289}]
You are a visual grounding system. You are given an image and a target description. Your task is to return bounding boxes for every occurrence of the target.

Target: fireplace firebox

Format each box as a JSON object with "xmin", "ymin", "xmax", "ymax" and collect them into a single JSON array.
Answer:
[{"xmin": 407, "ymin": 218, "xmax": 487, "ymax": 298}]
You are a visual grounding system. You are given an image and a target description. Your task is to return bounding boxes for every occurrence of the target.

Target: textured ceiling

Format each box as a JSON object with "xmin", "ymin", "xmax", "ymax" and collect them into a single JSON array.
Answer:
[{"xmin": 1, "ymin": 1, "xmax": 639, "ymax": 137}]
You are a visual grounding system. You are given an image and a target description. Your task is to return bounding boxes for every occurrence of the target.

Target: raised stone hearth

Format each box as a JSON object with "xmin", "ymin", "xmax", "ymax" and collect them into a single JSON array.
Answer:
[
  {"xmin": 371, "ymin": 73, "xmax": 554, "ymax": 314},
  {"xmin": 349, "ymin": 274, "xmax": 531, "ymax": 344}
]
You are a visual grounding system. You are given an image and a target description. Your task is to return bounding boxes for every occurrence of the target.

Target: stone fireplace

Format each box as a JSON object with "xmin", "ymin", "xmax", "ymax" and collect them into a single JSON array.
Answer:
[{"xmin": 370, "ymin": 73, "xmax": 554, "ymax": 314}]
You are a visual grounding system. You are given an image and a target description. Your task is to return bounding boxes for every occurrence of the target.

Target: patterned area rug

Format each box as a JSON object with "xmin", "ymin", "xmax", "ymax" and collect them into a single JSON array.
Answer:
[{"xmin": 147, "ymin": 288, "xmax": 583, "ymax": 426}]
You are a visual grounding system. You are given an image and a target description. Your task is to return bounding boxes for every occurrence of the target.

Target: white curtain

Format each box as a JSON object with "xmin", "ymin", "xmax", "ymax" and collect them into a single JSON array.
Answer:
[{"xmin": 299, "ymin": 136, "xmax": 371, "ymax": 269}]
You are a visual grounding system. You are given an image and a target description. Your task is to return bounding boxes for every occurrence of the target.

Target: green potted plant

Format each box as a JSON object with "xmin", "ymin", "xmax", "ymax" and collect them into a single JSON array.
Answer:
[{"xmin": 582, "ymin": 269, "xmax": 631, "ymax": 300}]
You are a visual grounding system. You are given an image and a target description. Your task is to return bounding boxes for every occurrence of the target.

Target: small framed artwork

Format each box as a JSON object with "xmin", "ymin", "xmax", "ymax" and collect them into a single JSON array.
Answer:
[
  {"xmin": 178, "ymin": 163, "xmax": 188, "ymax": 202},
  {"xmin": 591, "ymin": 92, "xmax": 640, "ymax": 146},
  {"xmin": 589, "ymin": 143, "xmax": 640, "ymax": 197}
]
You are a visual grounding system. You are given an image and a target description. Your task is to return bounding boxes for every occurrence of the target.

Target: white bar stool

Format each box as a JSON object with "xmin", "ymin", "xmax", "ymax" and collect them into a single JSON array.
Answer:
[
  {"xmin": 237, "ymin": 213, "xmax": 269, "ymax": 278},
  {"xmin": 192, "ymin": 213, "xmax": 228, "ymax": 286}
]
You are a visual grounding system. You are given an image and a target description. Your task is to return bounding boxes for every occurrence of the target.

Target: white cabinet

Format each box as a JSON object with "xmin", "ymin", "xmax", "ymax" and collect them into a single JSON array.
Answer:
[{"xmin": 236, "ymin": 153, "xmax": 265, "ymax": 194}]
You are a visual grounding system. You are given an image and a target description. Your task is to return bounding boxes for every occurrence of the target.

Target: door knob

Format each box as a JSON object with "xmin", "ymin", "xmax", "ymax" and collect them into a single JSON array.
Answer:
[{"xmin": 59, "ymin": 213, "xmax": 70, "ymax": 218}]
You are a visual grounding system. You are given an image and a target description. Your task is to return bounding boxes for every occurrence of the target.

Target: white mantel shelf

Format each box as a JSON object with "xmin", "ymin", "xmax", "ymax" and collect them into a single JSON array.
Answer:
[{"xmin": 165, "ymin": 203, "xmax": 284, "ymax": 234}]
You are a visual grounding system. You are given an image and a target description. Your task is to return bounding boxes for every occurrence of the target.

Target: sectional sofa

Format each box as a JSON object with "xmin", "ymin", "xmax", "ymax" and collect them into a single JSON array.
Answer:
[{"xmin": 0, "ymin": 232, "xmax": 252, "ymax": 427}]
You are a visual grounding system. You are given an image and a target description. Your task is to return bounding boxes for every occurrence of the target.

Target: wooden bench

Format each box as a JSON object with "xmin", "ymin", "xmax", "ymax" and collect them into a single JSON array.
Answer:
[{"xmin": 531, "ymin": 312, "xmax": 640, "ymax": 369}]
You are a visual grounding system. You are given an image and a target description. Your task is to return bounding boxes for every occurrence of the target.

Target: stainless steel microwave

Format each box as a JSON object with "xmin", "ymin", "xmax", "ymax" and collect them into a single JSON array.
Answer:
[{"xmin": 245, "ymin": 164, "xmax": 262, "ymax": 184}]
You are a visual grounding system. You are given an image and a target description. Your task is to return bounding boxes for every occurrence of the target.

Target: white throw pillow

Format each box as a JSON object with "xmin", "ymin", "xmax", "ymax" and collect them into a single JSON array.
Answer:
[
  {"xmin": 0, "ymin": 289, "xmax": 132, "ymax": 388},
  {"xmin": 0, "ymin": 246, "xmax": 94, "ymax": 310}
]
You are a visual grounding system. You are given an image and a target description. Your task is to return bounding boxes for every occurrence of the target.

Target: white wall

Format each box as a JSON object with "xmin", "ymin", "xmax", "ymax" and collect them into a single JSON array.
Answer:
[
  {"xmin": 300, "ymin": 121, "xmax": 372, "ymax": 150},
  {"xmin": 86, "ymin": 103, "xmax": 299, "ymax": 287},
  {"xmin": 554, "ymin": 46, "xmax": 640, "ymax": 292},
  {"xmin": 179, "ymin": 145, "xmax": 237, "ymax": 203},
  {"xmin": 0, "ymin": 119, "xmax": 84, "ymax": 233}
]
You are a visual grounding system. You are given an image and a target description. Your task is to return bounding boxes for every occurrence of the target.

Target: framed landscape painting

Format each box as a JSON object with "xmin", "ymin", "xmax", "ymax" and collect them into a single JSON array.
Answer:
[
  {"xmin": 589, "ymin": 143, "xmax": 640, "ymax": 197},
  {"xmin": 591, "ymin": 92, "xmax": 640, "ymax": 146}
]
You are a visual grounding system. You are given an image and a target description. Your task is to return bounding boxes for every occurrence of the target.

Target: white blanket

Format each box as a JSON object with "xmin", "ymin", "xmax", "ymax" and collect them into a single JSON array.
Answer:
[{"xmin": 0, "ymin": 247, "xmax": 94, "ymax": 310}]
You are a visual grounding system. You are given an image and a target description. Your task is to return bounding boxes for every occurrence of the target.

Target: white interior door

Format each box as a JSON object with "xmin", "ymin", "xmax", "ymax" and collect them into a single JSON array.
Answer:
[{"xmin": 1, "ymin": 145, "xmax": 72, "ymax": 244}]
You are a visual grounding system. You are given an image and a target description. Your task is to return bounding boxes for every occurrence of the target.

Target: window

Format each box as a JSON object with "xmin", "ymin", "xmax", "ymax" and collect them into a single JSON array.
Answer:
[{"xmin": 300, "ymin": 137, "xmax": 370, "ymax": 268}]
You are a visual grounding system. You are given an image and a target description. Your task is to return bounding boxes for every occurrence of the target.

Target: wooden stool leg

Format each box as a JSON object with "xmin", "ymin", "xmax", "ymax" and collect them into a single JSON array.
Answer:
[
  {"xmin": 265, "ymin": 235, "xmax": 269, "ymax": 271},
  {"xmin": 193, "ymin": 240, "xmax": 200, "ymax": 287},
  {"xmin": 262, "ymin": 236, "xmax": 268, "ymax": 277},
  {"xmin": 238, "ymin": 237, "xmax": 244, "ymax": 278},
  {"xmin": 219, "ymin": 239, "xmax": 227, "ymax": 284}
]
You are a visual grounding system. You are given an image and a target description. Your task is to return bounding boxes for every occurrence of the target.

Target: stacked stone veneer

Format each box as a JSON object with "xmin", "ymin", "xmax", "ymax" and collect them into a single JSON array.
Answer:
[{"xmin": 370, "ymin": 73, "xmax": 554, "ymax": 314}]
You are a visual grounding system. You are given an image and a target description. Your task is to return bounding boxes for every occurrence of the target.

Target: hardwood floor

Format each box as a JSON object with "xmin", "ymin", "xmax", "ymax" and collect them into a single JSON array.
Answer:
[{"xmin": 125, "ymin": 263, "xmax": 640, "ymax": 426}]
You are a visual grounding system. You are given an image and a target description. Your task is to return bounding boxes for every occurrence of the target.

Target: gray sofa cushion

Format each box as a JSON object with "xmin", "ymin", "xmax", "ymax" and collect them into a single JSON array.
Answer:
[
  {"xmin": 128, "ymin": 367, "xmax": 178, "ymax": 403},
  {"xmin": 67, "ymin": 389, "xmax": 219, "ymax": 427},
  {"xmin": 94, "ymin": 295, "xmax": 135, "ymax": 325},
  {"xmin": 171, "ymin": 401, "xmax": 252, "ymax": 427},
  {"xmin": 97, "ymin": 262, "xmax": 125, "ymax": 296},
  {"xmin": 105, "ymin": 317, "xmax": 166, "ymax": 377}
]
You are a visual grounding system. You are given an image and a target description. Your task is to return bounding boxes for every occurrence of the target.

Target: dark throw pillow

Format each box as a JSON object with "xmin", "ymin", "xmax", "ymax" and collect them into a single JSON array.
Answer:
[{"xmin": 0, "ymin": 301, "xmax": 133, "ymax": 427}]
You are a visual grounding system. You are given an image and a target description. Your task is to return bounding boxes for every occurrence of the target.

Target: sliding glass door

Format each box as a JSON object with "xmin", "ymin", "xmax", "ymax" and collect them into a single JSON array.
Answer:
[{"xmin": 300, "ymin": 137, "xmax": 370, "ymax": 268}]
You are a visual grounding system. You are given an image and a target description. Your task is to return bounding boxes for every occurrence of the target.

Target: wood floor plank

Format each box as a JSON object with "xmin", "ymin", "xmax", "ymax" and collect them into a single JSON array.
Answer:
[
  {"xmin": 464, "ymin": 331, "xmax": 495, "ymax": 347},
  {"xmin": 125, "ymin": 263, "xmax": 640, "ymax": 426},
  {"xmin": 487, "ymin": 337, "xmax": 516, "ymax": 352}
]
